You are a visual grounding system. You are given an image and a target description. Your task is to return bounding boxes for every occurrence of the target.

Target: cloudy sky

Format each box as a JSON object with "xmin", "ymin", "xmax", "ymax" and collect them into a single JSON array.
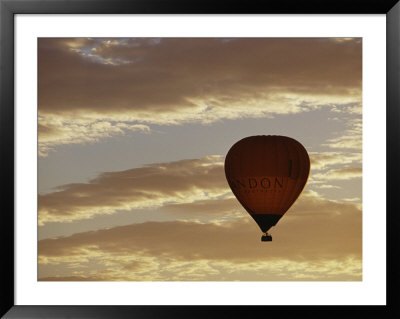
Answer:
[{"xmin": 38, "ymin": 38, "xmax": 362, "ymax": 281}]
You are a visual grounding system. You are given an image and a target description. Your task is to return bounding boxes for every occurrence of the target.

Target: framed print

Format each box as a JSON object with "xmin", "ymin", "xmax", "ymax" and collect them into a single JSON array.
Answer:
[{"xmin": 1, "ymin": 0, "xmax": 399, "ymax": 318}]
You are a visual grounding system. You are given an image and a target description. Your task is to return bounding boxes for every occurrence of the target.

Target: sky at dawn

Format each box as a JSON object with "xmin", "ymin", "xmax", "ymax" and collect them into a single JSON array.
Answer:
[{"xmin": 38, "ymin": 38, "xmax": 362, "ymax": 281}]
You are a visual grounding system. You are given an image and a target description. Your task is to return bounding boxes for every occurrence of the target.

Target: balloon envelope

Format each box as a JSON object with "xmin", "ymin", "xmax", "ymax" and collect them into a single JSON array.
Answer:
[{"xmin": 224, "ymin": 135, "xmax": 310, "ymax": 235}]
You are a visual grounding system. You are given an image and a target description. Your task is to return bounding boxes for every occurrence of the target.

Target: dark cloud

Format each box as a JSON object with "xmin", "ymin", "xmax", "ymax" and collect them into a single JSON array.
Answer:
[
  {"xmin": 39, "ymin": 38, "xmax": 361, "ymax": 114},
  {"xmin": 37, "ymin": 38, "xmax": 362, "ymax": 155}
]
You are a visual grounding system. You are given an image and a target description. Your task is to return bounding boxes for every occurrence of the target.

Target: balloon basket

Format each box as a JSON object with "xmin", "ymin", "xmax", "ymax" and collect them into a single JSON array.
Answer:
[{"xmin": 261, "ymin": 234, "xmax": 272, "ymax": 242}]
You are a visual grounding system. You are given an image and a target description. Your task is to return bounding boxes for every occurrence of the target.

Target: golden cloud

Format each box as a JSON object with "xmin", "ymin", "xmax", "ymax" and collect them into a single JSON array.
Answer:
[
  {"xmin": 38, "ymin": 156, "xmax": 228, "ymax": 225},
  {"xmin": 310, "ymin": 151, "xmax": 362, "ymax": 170},
  {"xmin": 38, "ymin": 189, "xmax": 361, "ymax": 281},
  {"xmin": 39, "ymin": 257, "xmax": 361, "ymax": 281},
  {"xmin": 39, "ymin": 152, "xmax": 362, "ymax": 228},
  {"xmin": 38, "ymin": 116, "xmax": 150, "ymax": 157},
  {"xmin": 314, "ymin": 167, "xmax": 362, "ymax": 180}
]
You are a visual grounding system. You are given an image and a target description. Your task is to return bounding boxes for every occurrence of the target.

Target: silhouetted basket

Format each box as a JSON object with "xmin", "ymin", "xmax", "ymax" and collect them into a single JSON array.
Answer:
[{"xmin": 261, "ymin": 234, "xmax": 272, "ymax": 242}]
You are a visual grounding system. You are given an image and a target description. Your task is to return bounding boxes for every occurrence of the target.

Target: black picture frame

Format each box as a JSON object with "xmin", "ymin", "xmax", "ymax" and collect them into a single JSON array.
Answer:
[{"xmin": 1, "ymin": 0, "xmax": 399, "ymax": 318}]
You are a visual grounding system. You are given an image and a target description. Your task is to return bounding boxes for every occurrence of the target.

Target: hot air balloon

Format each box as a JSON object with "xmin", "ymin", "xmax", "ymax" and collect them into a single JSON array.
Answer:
[{"xmin": 225, "ymin": 135, "xmax": 310, "ymax": 242}]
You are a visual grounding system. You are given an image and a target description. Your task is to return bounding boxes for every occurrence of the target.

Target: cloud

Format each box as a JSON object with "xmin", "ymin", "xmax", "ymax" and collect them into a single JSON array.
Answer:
[
  {"xmin": 163, "ymin": 197, "xmax": 246, "ymax": 224},
  {"xmin": 330, "ymin": 102, "xmax": 362, "ymax": 115},
  {"xmin": 38, "ymin": 152, "xmax": 362, "ymax": 227},
  {"xmin": 314, "ymin": 167, "xmax": 362, "ymax": 180},
  {"xmin": 39, "ymin": 256, "xmax": 361, "ymax": 281},
  {"xmin": 324, "ymin": 118, "xmax": 362, "ymax": 151},
  {"xmin": 310, "ymin": 151, "xmax": 361, "ymax": 170},
  {"xmin": 38, "ymin": 38, "xmax": 362, "ymax": 155},
  {"xmin": 38, "ymin": 190, "xmax": 361, "ymax": 281},
  {"xmin": 38, "ymin": 117, "xmax": 150, "ymax": 157},
  {"xmin": 306, "ymin": 152, "xmax": 362, "ymax": 192},
  {"xmin": 318, "ymin": 185, "xmax": 341, "ymax": 189},
  {"xmin": 38, "ymin": 156, "xmax": 228, "ymax": 225},
  {"xmin": 343, "ymin": 197, "xmax": 361, "ymax": 202}
]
